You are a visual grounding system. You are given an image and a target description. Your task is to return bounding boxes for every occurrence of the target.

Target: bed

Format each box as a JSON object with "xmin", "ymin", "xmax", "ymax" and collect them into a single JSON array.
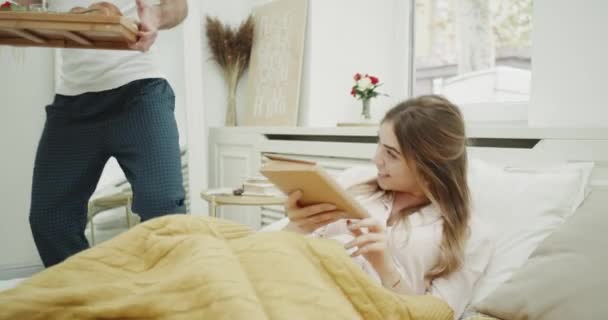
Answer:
[
  {"xmin": 451, "ymin": 130, "xmax": 607, "ymax": 320},
  {"xmin": 1, "ymin": 127, "xmax": 607, "ymax": 320},
  {"xmin": 0, "ymin": 278, "xmax": 23, "ymax": 292}
]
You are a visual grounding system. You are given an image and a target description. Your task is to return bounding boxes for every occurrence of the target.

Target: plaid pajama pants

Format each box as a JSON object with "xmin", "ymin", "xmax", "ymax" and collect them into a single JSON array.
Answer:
[{"xmin": 29, "ymin": 78, "xmax": 186, "ymax": 267}]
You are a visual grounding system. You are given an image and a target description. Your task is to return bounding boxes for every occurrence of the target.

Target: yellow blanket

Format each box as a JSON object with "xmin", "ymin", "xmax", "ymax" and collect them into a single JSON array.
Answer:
[{"xmin": 0, "ymin": 216, "xmax": 453, "ymax": 320}]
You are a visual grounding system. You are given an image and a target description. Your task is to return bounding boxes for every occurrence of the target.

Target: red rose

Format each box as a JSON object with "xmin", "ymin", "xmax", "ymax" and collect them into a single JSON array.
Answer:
[
  {"xmin": 350, "ymin": 87, "xmax": 357, "ymax": 96},
  {"xmin": 353, "ymin": 73, "xmax": 361, "ymax": 81},
  {"xmin": 0, "ymin": 1, "xmax": 12, "ymax": 9},
  {"xmin": 370, "ymin": 76, "xmax": 379, "ymax": 85}
]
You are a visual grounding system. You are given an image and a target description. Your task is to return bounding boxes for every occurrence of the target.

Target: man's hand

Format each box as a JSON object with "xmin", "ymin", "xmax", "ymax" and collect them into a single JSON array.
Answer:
[
  {"xmin": 129, "ymin": 0, "xmax": 160, "ymax": 52},
  {"xmin": 128, "ymin": 0, "xmax": 188, "ymax": 52}
]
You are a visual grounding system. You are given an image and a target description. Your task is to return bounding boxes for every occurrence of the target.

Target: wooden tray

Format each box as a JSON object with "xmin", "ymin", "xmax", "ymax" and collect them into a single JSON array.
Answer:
[{"xmin": 0, "ymin": 11, "xmax": 138, "ymax": 50}]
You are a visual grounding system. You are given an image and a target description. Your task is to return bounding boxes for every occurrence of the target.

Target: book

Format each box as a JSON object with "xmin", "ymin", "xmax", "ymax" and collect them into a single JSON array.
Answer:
[
  {"xmin": 242, "ymin": 182, "xmax": 281, "ymax": 197},
  {"xmin": 244, "ymin": 176, "xmax": 271, "ymax": 184},
  {"xmin": 231, "ymin": 176, "xmax": 282, "ymax": 197},
  {"xmin": 259, "ymin": 154, "xmax": 369, "ymax": 219}
]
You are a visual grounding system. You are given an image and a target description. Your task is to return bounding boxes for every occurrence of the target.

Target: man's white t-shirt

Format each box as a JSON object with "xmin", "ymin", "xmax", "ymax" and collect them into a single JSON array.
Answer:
[{"xmin": 49, "ymin": 0, "xmax": 164, "ymax": 96}]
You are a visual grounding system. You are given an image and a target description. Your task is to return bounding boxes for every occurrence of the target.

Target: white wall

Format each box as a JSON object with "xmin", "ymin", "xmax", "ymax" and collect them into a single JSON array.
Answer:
[
  {"xmin": 0, "ymin": 48, "xmax": 54, "ymax": 279},
  {"xmin": 201, "ymin": 0, "xmax": 412, "ymax": 128},
  {"xmin": 529, "ymin": 0, "xmax": 608, "ymax": 127},
  {"xmin": 181, "ymin": 0, "xmax": 206, "ymax": 215},
  {"xmin": 300, "ymin": 0, "xmax": 411, "ymax": 126}
]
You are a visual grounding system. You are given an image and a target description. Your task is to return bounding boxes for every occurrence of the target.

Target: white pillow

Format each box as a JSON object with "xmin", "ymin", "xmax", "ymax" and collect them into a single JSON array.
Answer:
[{"xmin": 468, "ymin": 158, "xmax": 593, "ymax": 304}]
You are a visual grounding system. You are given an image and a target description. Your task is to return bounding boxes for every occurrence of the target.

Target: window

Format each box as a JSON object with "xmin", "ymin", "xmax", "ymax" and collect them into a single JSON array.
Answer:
[{"xmin": 414, "ymin": 0, "xmax": 533, "ymax": 120}]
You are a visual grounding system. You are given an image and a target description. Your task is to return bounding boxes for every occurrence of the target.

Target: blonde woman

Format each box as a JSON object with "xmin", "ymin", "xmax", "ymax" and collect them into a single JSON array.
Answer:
[{"xmin": 281, "ymin": 95, "xmax": 493, "ymax": 319}]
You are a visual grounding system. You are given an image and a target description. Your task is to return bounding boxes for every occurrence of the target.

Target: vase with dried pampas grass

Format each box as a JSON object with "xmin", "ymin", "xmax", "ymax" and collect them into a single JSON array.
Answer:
[{"xmin": 206, "ymin": 15, "xmax": 254, "ymax": 127}]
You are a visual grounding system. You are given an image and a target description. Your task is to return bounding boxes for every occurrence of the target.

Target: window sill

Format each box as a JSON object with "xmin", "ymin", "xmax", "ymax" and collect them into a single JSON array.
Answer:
[{"xmin": 460, "ymin": 101, "xmax": 528, "ymax": 123}]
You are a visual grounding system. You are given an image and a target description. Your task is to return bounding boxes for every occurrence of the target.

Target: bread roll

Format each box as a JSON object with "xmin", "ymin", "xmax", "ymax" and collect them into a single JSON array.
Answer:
[
  {"xmin": 69, "ymin": 6, "xmax": 88, "ymax": 13},
  {"xmin": 87, "ymin": 2, "xmax": 123, "ymax": 16},
  {"xmin": 69, "ymin": 2, "xmax": 122, "ymax": 16}
]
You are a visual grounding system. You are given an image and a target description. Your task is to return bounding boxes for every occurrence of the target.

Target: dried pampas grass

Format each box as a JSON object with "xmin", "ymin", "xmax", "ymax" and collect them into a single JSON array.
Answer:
[{"xmin": 206, "ymin": 15, "xmax": 254, "ymax": 126}]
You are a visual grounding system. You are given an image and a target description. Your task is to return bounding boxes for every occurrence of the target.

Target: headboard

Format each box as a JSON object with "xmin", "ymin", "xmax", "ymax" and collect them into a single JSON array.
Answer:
[{"xmin": 467, "ymin": 139, "xmax": 608, "ymax": 187}]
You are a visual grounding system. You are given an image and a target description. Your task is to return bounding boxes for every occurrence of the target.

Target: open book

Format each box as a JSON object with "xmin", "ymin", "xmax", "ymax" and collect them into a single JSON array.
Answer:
[{"xmin": 259, "ymin": 154, "xmax": 369, "ymax": 219}]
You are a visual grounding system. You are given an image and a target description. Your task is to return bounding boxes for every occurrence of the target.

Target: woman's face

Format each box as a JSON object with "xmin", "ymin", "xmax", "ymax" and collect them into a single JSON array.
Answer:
[{"xmin": 373, "ymin": 122, "xmax": 425, "ymax": 196}]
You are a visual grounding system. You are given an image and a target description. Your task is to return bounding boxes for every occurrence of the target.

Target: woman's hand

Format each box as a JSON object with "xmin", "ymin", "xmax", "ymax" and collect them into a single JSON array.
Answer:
[
  {"xmin": 346, "ymin": 218, "xmax": 410, "ymax": 293},
  {"xmin": 284, "ymin": 190, "xmax": 345, "ymax": 234},
  {"xmin": 345, "ymin": 218, "xmax": 399, "ymax": 282}
]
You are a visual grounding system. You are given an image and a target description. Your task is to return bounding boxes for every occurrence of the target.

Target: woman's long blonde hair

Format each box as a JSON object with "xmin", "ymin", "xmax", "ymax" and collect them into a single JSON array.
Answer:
[{"xmin": 383, "ymin": 95, "xmax": 470, "ymax": 282}]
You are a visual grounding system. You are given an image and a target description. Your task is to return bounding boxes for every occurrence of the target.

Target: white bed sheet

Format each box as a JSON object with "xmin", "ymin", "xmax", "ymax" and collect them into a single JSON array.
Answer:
[{"xmin": 0, "ymin": 278, "xmax": 25, "ymax": 292}]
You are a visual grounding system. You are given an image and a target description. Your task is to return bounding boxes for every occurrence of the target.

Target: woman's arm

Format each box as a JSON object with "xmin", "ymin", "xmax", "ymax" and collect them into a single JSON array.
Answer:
[
  {"xmin": 376, "ymin": 261, "xmax": 413, "ymax": 295},
  {"xmin": 270, "ymin": 166, "xmax": 377, "ymax": 235},
  {"xmin": 283, "ymin": 190, "xmax": 346, "ymax": 235},
  {"xmin": 345, "ymin": 218, "xmax": 414, "ymax": 295}
]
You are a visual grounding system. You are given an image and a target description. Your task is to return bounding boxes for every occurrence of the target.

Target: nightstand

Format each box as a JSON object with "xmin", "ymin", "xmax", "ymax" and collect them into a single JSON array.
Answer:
[{"xmin": 200, "ymin": 189, "xmax": 285, "ymax": 218}]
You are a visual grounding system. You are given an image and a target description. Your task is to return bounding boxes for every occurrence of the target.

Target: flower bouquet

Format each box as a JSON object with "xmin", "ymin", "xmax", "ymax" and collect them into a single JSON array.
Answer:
[{"xmin": 350, "ymin": 73, "xmax": 386, "ymax": 120}]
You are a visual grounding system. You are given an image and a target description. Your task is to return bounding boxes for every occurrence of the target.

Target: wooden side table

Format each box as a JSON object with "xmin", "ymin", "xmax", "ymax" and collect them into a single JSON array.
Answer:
[{"xmin": 200, "ymin": 189, "xmax": 285, "ymax": 218}]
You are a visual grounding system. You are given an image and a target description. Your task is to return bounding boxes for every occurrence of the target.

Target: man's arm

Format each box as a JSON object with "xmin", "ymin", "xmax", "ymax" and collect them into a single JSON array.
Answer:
[
  {"xmin": 155, "ymin": 0, "xmax": 188, "ymax": 30},
  {"xmin": 130, "ymin": 0, "xmax": 189, "ymax": 52}
]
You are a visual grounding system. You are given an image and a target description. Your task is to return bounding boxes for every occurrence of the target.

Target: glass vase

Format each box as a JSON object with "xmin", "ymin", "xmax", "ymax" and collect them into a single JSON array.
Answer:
[{"xmin": 361, "ymin": 98, "xmax": 372, "ymax": 120}]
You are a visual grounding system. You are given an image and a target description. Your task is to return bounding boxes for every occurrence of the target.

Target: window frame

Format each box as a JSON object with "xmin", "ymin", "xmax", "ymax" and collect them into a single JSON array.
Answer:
[{"xmin": 408, "ymin": 0, "xmax": 531, "ymax": 123}]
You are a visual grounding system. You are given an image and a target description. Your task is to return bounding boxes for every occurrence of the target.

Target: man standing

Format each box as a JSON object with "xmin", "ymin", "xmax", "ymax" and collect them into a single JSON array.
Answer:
[{"xmin": 29, "ymin": 0, "xmax": 189, "ymax": 267}]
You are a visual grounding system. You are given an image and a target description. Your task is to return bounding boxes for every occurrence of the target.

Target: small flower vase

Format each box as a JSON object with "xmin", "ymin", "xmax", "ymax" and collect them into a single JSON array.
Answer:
[{"xmin": 361, "ymin": 98, "xmax": 372, "ymax": 121}]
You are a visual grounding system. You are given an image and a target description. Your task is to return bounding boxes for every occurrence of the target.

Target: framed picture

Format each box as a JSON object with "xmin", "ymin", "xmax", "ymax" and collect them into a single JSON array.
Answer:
[{"xmin": 243, "ymin": 0, "xmax": 309, "ymax": 126}]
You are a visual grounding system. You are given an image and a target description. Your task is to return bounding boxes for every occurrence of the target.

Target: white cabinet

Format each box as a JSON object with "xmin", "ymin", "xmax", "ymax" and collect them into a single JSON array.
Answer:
[{"xmin": 208, "ymin": 129, "xmax": 264, "ymax": 229}]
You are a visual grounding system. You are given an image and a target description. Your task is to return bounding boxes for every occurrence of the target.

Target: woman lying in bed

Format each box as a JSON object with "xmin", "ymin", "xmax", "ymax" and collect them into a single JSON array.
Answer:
[{"xmin": 279, "ymin": 95, "xmax": 493, "ymax": 319}]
